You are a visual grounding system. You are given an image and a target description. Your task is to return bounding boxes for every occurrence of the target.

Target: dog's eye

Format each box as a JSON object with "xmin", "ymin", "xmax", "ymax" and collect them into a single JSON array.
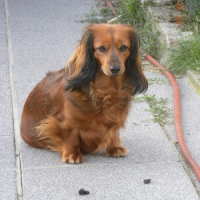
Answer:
[
  {"xmin": 97, "ymin": 46, "xmax": 107, "ymax": 53},
  {"xmin": 119, "ymin": 45, "xmax": 128, "ymax": 52}
]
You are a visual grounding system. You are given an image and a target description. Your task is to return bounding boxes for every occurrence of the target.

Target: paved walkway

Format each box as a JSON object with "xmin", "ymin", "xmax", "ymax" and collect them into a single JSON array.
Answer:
[{"xmin": 0, "ymin": 0, "xmax": 200, "ymax": 199}]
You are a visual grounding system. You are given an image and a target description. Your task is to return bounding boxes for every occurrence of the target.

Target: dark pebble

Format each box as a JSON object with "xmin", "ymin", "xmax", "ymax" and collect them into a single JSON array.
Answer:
[
  {"xmin": 144, "ymin": 179, "xmax": 151, "ymax": 184},
  {"xmin": 78, "ymin": 189, "xmax": 90, "ymax": 195}
]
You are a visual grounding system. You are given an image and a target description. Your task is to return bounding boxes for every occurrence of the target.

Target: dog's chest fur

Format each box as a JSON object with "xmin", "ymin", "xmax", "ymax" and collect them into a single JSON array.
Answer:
[
  {"xmin": 69, "ymin": 89, "xmax": 132, "ymax": 152},
  {"xmin": 91, "ymin": 89, "xmax": 131, "ymax": 123},
  {"xmin": 69, "ymin": 85, "xmax": 132, "ymax": 126}
]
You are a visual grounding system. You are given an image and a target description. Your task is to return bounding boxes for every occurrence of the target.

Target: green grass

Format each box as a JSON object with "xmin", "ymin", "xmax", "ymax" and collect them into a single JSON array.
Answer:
[{"xmin": 167, "ymin": 35, "xmax": 200, "ymax": 76}]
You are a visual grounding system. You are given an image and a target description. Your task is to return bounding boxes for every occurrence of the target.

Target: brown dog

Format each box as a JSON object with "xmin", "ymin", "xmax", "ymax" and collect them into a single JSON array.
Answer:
[{"xmin": 20, "ymin": 24, "xmax": 148, "ymax": 163}]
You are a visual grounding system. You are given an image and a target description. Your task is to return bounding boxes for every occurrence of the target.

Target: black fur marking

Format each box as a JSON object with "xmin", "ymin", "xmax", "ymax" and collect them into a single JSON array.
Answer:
[
  {"xmin": 126, "ymin": 31, "xmax": 148, "ymax": 95},
  {"xmin": 65, "ymin": 35, "xmax": 97, "ymax": 91}
]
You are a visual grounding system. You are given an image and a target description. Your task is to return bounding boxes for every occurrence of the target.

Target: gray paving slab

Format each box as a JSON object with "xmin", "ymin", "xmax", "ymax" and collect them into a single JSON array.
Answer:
[
  {"xmin": 0, "ymin": 33, "xmax": 8, "ymax": 65},
  {"xmin": 0, "ymin": 48, "xmax": 8, "ymax": 66},
  {"xmin": 0, "ymin": 103, "xmax": 13, "ymax": 136},
  {"xmin": 0, "ymin": 0, "xmax": 6, "ymax": 34},
  {"xmin": 126, "ymin": 102, "xmax": 154, "ymax": 124},
  {"xmin": 0, "ymin": 136, "xmax": 15, "ymax": 169},
  {"xmin": 10, "ymin": 18, "xmax": 85, "ymax": 33},
  {"xmin": 8, "ymin": 0, "xmax": 95, "ymax": 22},
  {"xmin": 22, "ymin": 162, "xmax": 198, "ymax": 200},
  {"xmin": 11, "ymin": 37, "xmax": 77, "ymax": 66},
  {"xmin": 123, "ymin": 122, "xmax": 178, "ymax": 163},
  {"xmin": 177, "ymin": 77, "xmax": 200, "ymax": 165},
  {"xmin": 8, "ymin": 0, "xmax": 94, "ymax": 9},
  {"xmin": 0, "ymin": 3, "xmax": 7, "ymax": 64},
  {"xmin": 0, "ymin": 0, "xmax": 4, "ymax": 13},
  {"xmin": 11, "ymin": 30, "xmax": 82, "ymax": 49},
  {"xmin": 0, "ymin": 65, "xmax": 13, "ymax": 136},
  {"xmin": 0, "ymin": 32, "xmax": 6, "ymax": 47},
  {"xmin": 0, "ymin": 170, "xmax": 17, "ymax": 200}
]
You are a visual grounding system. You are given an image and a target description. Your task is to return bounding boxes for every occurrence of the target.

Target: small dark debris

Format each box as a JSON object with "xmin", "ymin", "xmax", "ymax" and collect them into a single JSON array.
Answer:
[
  {"xmin": 78, "ymin": 189, "xmax": 90, "ymax": 196},
  {"xmin": 144, "ymin": 179, "xmax": 151, "ymax": 184},
  {"xmin": 174, "ymin": 141, "xmax": 178, "ymax": 145}
]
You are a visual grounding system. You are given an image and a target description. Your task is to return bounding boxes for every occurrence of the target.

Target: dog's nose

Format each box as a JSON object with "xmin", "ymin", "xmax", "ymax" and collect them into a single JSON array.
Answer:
[{"xmin": 110, "ymin": 65, "xmax": 120, "ymax": 75}]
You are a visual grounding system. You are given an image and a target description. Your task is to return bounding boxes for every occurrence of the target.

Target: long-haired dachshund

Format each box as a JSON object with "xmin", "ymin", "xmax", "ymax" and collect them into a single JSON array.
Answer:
[{"xmin": 20, "ymin": 24, "xmax": 148, "ymax": 164}]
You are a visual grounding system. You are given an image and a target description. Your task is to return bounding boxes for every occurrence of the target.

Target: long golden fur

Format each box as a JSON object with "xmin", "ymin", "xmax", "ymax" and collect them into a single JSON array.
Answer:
[{"xmin": 20, "ymin": 24, "xmax": 148, "ymax": 163}]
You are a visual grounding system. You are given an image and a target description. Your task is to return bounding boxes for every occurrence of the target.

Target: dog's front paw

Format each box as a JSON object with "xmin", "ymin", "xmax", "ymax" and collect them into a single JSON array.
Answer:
[
  {"xmin": 106, "ymin": 147, "xmax": 129, "ymax": 157},
  {"xmin": 62, "ymin": 152, "xmax": 84, "ymax": 164}
]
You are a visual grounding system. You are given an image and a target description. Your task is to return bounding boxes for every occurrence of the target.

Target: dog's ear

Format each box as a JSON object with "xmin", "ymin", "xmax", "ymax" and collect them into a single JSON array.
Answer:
[
  {"xmin": 126, "ymin": 28, "xmax": 148, "ymax": 95},
  {"xmin": 65, "ymin": 26, "xmax": 97, "ymax": 91}
]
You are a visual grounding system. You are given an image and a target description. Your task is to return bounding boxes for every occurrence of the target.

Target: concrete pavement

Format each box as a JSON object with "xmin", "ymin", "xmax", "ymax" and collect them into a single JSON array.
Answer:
[{"xmin": 0, "ymin": 0, "xmax": 200, "ymax": 199}]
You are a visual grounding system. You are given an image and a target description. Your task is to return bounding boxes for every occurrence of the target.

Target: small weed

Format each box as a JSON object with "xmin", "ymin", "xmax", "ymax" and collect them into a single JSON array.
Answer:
[
  {"xmin": 148, "ymin": 77, "xmax": 168, "ymax": 85},
  {"xmin": 141, "ymin": 95, "xmax": 172, "ymax": 126},
  {"xmin": 82, "ymin": 6, "xmax": 101, "ymax": 23},
  {"xmin": 143, "ymin": 0, "xmax": 156, "ymax": 7},
  {"xmin": 138, "ymin": 17, "xmax": 161, "ymax": 60},
  {"xmin": 117, "ymin": 0, "xmax": 146, "ymax": 27},
  {"xmin": 100, "ymin": 7, "xmax": 112, "ymax": 18},
  {"xmin": 82, "ymin": 6, "xmax": 114, "ymax": 24}
]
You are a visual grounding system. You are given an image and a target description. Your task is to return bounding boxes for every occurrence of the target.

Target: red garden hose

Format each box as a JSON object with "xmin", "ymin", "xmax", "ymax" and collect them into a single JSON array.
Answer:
[{"xmin": 106, "ymin": 0, "xmax": 200, "ymax": 182}]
